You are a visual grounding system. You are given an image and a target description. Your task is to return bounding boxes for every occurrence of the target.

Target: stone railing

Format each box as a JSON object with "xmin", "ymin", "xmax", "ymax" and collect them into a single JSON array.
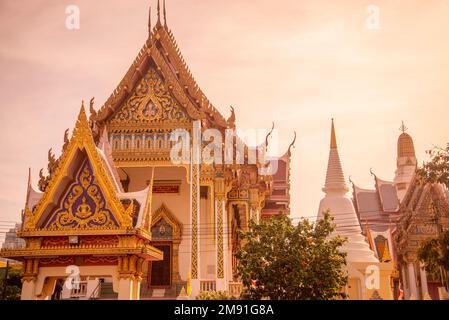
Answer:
[
  {"xmin": 70, "ymin": 281, "xmax": 88, "ymax": 298},
  {"xmin": 228, "ymin": 282, "xmax": 243, "ymax": 297},
  {"xmin": 199, "ymin": 280, "xmax": 216, "ymax": 292}
]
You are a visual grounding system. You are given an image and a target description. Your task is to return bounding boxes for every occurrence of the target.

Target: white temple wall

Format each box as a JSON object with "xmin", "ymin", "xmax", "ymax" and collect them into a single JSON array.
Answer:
[{"xmin": 125, "ymin": 166, "xmax": 191, "ymax": 282}]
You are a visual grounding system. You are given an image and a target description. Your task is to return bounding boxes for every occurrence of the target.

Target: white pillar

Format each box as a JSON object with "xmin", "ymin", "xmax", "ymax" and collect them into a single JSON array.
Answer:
[
  {"xmin": 132, "ymin": 278, "xmax": 141, "ymax": 300},
  {"xmin": 419, "ymin": 263, "xmax": 430, "ymax": 300},
  {"xmin": 407, "ymin": 263, "xmax": 418, "ymax": 299},
  {"xmin": 401, "ymin": 265, "xmax": 409, "ymax": 299},
  {"xmin": 21, "ymin": 279, "xmax": 37, "ymax": 300},
  {"xmin": 118, "ymin": 277, "xmax": 134, "ymax": 300}
]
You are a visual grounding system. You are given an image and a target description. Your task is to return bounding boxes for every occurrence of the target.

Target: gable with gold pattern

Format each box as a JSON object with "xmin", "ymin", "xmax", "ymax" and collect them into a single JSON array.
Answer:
[
  {"xmin": 44, "ymin": 159, "xmax": 120, "ymax": 229},
  {"xmin": 109, "ymin": 67, "xmax": 189, "ymax": 125},
  {"xmin": 22, "ymin": 106, "xmax": 133, "ymax": 232}
]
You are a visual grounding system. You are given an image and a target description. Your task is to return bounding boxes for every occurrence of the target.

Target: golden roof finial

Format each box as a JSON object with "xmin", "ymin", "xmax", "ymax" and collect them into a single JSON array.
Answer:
[
  {"xmin": 265, "ymin": 122, "xmax": 275, "ymax": 147},
  {"xmin": 156, "ymin": 0, "xmax": 162, "ymax": 27},
  {"xmin": 163, "ymin": 0, "xmax": 167, "ymax": 28},
  {"xmin": 24, "ymin": 167, "xmax": 32, "ymax": 208},
  {"xmin": 330, "ymin": 118, "xmax": 337, "ymax": 149},
  {"xmin": 400, "ymin": 121, "xmax": 408, "ymax": 133},
  {"xmin": 148, "ymin": 5, "xmax": 152, "ymax": 35},
  {"xmin": 288, "ymin": 131, "xmax": 297, "ymax": 156}
]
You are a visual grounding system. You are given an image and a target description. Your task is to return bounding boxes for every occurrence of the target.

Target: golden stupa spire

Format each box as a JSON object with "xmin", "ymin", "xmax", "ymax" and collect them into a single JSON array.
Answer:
[
  {"xmin": 323, "ymin": 118, "xmax": 348, "ymax": 193},
  {"xmin": 330, "ymin": 118, "xmax": 337, "ymax": 149}
]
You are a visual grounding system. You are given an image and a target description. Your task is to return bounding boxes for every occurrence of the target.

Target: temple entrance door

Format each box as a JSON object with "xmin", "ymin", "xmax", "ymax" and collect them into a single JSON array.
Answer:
[{"xmin": 150, "ymin": 242, "xmax": 172, "ymax": 287}]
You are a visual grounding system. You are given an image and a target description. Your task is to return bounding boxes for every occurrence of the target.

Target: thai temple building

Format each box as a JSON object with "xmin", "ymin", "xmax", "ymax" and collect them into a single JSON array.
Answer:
[
  {"xmin": 317, "ymin": 120, "xmax": 394, "ymax": 300},
  {"xmin": 394, "ymin": 176, "xmax": 449, "ymax": 300},
  {"xmin": 0, "ymin": 2, "xmax": 294, "ymax": 300},
  {"xmin": 350, "ymin": 123, "xmax": 417, "ymax": 298},
  {"xmin": 349, "ymin": 123, "xmax": 449, "ymax": 300}
]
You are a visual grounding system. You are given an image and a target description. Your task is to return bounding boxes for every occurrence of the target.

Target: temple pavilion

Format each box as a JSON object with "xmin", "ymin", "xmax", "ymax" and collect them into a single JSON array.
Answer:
[{"xmin": 0, "ymin": 1, "xmax": 293, "ymax": 300}]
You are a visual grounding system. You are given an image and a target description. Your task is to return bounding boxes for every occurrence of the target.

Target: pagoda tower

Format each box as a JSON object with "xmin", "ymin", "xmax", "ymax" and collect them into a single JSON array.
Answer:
[
  {"xmin": 394, "ymin": 122, "xmax": 417, "ymax": 201},
  {"xmin": 317, "ymin": 119, "xmax": 394, "ymax": 300}
]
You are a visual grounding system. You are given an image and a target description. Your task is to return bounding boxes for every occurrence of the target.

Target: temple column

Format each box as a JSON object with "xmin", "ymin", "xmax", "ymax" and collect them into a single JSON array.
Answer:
[
  {"xmin": 21, "ymin": 259, "xmax": 39, "ymax": 300},
  {"xmin": 118, "ymin": 256, "xmax": 140, "ymax": 300},
  {"xmin": 419, "ymin": 263, "xmax": 431, "ymax": 300},
  {"xmin": 214, "ymin": 177, "xmax": 226, "ymax": 291},
  {"xmin": 189, "ymin": 152, "xmax": 201, "ymax": 296},
  {"xmin": 407, "ymin": 262, "xmax": 418, "ymax": 299},
  {"xmin": 401, "ymin": 264, "xmax": 409, "ymax": 299},
  {"xmin": 21, "ymin": 278, "xmax": 37, "ymax": 300},
  {"xmin": 249, "ymin": 188, "xmax": 261, "ymax": 225},
  {"xmin": 172, "ymin": 240, "xmax": 181, "ymax": 282},
  {"xmin": 132, "ymin": 277, "xmax": 141, "ymax": 300},
  {"xmin": 118, "ymin": 277, "xmax": 134, "ymax": 300}
]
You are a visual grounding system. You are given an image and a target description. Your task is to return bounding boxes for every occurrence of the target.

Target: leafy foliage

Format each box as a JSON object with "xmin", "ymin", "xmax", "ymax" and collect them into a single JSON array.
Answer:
[
  {"xmin": 418, "ymin": 229, "xmax": 449, "ymax": 289},
  {"xmin": 195, "ymin": 290, "xmax": 237, "ymax": 300},
  {"xmin": 417, "ymin": 143, "xmax": 449, "ymax": 289},
  {"xmin": 417, "ymin": 143, "xmax": 449, "ymax": 188},
  {"xmin": 235, "ymin": 212, "xmax": 348, "ymax": 300},
  {"xmin": 0, "ymin": 266, "xmax": 22, "ymax": 300}
]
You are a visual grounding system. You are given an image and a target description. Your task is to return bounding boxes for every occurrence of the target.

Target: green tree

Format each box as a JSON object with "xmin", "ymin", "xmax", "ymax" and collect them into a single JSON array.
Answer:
[
  {"xmin": 235, "ymin": 212, "xmax": 347, "ymax": 300},
  {"xmin": 417, "ymin": 143, "xmax": 449, "ymax": 290},
  {"xmin": 195, "ymin": 290, "xmax": 237, "ymax": 300},
  {"xmin": 0, "ymin": 266, "xmax": 22, "ymax": 300},
  {"xmin": 417, "ymin": 143, "xmax": 449, "ymax": 188}
]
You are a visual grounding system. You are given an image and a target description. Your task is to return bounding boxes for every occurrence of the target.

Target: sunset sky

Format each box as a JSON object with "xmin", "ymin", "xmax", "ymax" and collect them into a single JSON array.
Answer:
[{"xmin": 0, "ymin": 0, "xmax": 448, "ymax": 235}]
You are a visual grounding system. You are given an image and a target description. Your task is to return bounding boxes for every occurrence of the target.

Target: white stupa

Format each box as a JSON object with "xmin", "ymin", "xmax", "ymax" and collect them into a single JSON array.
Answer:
[{"xmin": 317, "ymin": 119, "xmax": 378, "ymax": 263}]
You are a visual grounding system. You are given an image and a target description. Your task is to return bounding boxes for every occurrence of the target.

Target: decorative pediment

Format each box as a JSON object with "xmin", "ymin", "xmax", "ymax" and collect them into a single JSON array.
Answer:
[
  {"xmin": 151, "ymin": 203, "xmax": 182, "ymax": 241},
  {"xmin": 44, "ymin": 159, "xmax": 120, "ymax": 229},
  {"xmin": 23, "ymin": 106, "xmax": 133, "ymax": 232},
  {"xmin": 109, "ymin": 67, "xmax": 190, "ymax": 125}
]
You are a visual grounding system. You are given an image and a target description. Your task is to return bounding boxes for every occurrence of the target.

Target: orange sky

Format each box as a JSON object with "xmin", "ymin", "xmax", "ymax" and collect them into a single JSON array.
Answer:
[{"xmin": 0, "ymin": 0, "xmax": 448, "ymax": 233}]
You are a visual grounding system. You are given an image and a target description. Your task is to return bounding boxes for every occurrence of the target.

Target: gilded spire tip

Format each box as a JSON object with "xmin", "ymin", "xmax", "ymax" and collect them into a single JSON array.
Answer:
[
  {"xmin": 330, "ymin": 118, "xmax": 337, "ymax": 149},
  {"xmin": 400, "ymin": 120, "xmax": 408, "ymax": 133}
]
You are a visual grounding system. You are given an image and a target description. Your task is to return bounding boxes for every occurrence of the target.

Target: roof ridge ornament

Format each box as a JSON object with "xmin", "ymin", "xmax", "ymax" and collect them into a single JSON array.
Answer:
[
  {"xmin": 399, "ymin": 120, "xmax": 408, "ymax": 133},
  {"xmin": 288, "ymin": 131, "xmax": 297, "ymax": 156},
  {"xmin": 227, "ymin": 106, "xmax": 236, "ymax": 128},
  {"xmin": 265, "ymin": 122, "xmax": 275, "ymax": 147},
  {"xmin": 163, "ymin": 0, "xmax": 168, "ymax": 29},
  {"xmin": 156, "ymin": 0, "xmax": 162, "ymax": 27},
  {"xmin": 148, "ymin": 5, "xmax": 152, "ymax": 37}
]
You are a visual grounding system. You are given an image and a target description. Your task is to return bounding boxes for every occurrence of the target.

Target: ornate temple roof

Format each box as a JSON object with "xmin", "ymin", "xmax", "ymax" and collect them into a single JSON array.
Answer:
[
  {"xmin": 90, "ymin": 1, "xmax": 230, "ymax": 139},
  {"xmin": 352, "ymin": 174, "xmax": 400, "ymax": 232}
]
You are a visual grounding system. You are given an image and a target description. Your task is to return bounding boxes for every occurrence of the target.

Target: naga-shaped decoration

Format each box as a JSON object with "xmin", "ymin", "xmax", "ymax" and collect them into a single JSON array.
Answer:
[
  {"xmin": 89, "ymin": 97, "xmax": 97, "ymax": 120},
  {"xmin": 227, "ymin": 106, "xmax": 236, "ymax": 129},
  {"xmin": 38, "ymin": 168, "xmax": 49, "ymax": 192},
  {"xmin": 62, "ymin": 128, "xmax": 69, "ymax": 152},
  {"xmin": 47, "ymin": 148, "xmax": 59, "ymax": 177}
]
